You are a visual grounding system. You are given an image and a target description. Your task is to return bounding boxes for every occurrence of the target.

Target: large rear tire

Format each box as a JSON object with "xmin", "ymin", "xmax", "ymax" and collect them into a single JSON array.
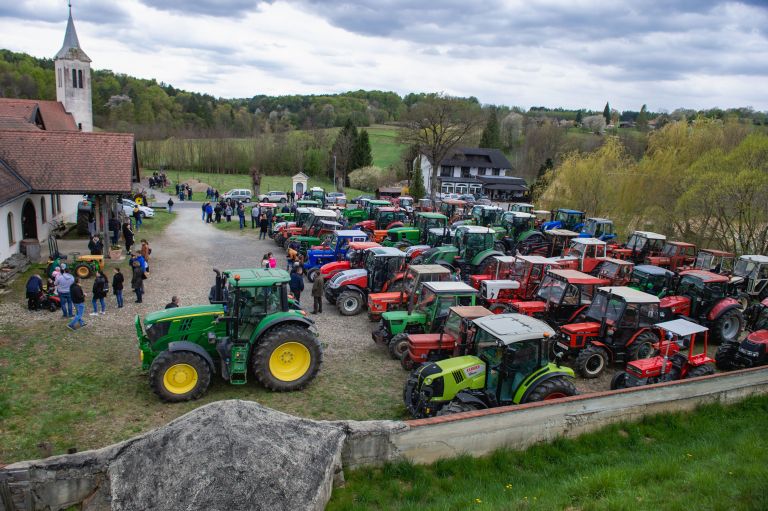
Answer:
[
  {"xmin": 149, "ymin": 351, "xmax": 211, "ymax": 403},
  {"xmin": 253, "ymin": 325, "xmax": 322, "ymax": 391},
  {"xmin": 715, "ymin": 341, "xmax": 740, "ymax": 371},
  {"xmin": 685, "ymin": 364, "xmax": 715, "ymax": 379},
  {"xmin": 436, "ymin": 400, "xmax": 482, "ymax": 416},
  {"xmin": 712, "ymin": 309, "xmax": 744, "ymax": 345},
  {"xmin": 627, "ymin": 331, "xmax": 658, "ymax": 360},
  {"xmin": 575, "ymin": 345, "xmax": 608, "ymax": 378},
  {"xmin": 611, "ymin": 371, "xmax": 629, "ymax": 390},
  {"xmin": 337, "ymin": 290, "xmax": 365, "ymax": 316},
  {"xmin": 388, "ymin": 333, "xmax": 410, "ymax": 360},
  {"xmin": 523, "ymin": 376, "xmax": 577, "ymax": 403},
  {"xmin": 74, "ymin": 263, "xmax": 92, "ymax": 279}
]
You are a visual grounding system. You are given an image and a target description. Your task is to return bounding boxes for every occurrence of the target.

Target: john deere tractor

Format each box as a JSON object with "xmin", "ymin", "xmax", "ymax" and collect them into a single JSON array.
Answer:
[
  {"xmin": 137, "ymin": 268, "xmax": 322, "ymax": 402},
  {"xmin": 404, "ymin": 313, "xmax": 577, "ymax": 418},
  {"xmin": 418, "ymin": 225, "xmax": 504, "ymax": 278}
]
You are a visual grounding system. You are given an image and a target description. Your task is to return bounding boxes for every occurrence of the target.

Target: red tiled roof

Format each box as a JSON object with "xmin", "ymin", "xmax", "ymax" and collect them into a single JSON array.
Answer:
[
  {"xmin": 0, "ymin": 130, "xmax": 136, "ymax": 194},
  {"xmin": 0, "ymin": 118, "xmax": 40, "ymax": 131},
  {"xmin": 0, "ymin": 161, "xmax": 31, "ymax": 206},
  {"xmin": 0, "ymin": 99, "xmax": 78, "ymax": 131}
]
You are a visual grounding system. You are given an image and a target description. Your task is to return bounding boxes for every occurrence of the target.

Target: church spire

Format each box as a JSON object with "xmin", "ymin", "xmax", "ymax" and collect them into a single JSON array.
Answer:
[{"xmin": 55, "ymin": 2, "xmax": 91, "ymax": 62}]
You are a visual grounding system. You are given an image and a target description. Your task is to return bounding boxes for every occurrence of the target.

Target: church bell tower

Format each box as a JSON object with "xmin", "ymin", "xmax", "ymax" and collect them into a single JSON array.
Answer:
[{"xmin": 54, "ymin": 4, "xmax": 93, "ymax": 132}]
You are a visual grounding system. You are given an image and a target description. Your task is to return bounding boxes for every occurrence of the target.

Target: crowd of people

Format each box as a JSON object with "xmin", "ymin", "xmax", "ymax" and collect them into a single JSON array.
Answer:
[{"xmin": 147, "ymin": 171, "xmax": 168, "ymax": 189}]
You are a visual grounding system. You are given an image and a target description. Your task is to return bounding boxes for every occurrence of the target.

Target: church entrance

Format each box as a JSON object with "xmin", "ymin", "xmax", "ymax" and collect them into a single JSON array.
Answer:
[
  {"xmin": 295, "ymin": 182, "xmax": 304, "ymax": 196},
  {"xmin": 21, "ymin": 200, "xmax": 38, "ymax": 240}
]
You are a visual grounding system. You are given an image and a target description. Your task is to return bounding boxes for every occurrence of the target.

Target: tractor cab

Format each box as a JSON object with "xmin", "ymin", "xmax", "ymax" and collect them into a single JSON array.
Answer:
[
  {"xmin": 659, "ymin": 270, "xmax": 744, "ymax": 344},
  {"xmin": 629, "ymin": 264, "xmax": 676, "ymax": 297},
  {"xmin": 425, "ymin": 227, "xmax": 454, "ymax": 246},
  {"xmin": 414, "ymin": 212, "xmax": 448, "ymax": 242},
  {"xmin": 308, "ymin": 186, "xmax": 326, "ymax": 206},
  {"xmin": 689, "ymin": 248, "xmax": 735, "ymax": 275},
  {"xmin": 541, "ymin": 228, "xmax": 579, "ymax": 257},
  {"xmin": 592, "ymin": 257, "xmax": 634, "ymax": 286},
  {"xmin": 416, "ymin": 198, "xmax": 434, "ymax": 212},
  {"xmin": 404, "ymin": 313, "xmax": 576, "ymax": 418},
  {"xmin": 645, "ymin": 241, "xmax": 697, "ymax": 271},
  {"xmin": 470, "ymin": 205, "xmax": 504, "ymax": 227},
  {"xmin": 515, "ymin": 269, "xmax": 608, "ymax": 326},
  {"xmin": 616, "ymin": 231, "xmax": 666, "ymax": 263},
  {"xmin": 731, "ymin": 255, "xmax": 768, "ymax": 303},
  {"xmin": 501, "ymin": 211, "xmax": 536, "ymax": 233},
  {"xmin": 304, "ymin": 230, "xmax": 368, "ymax": 282},
  {"xmin": 614, "ymin": 319, "xmax": 714, "ymax": 389},
  {"xmin": 471, "ymin": 254, "xmax": 554, "ymax": 303},
  {"xmin": 318, "ymin": 241, "xmax": 380, "ymax": 281},
  {"xmin": 277, "ymin": 207, "xmax": 323, "ymax": 246},
  {"xmin": 542, "ymin": 208, "xmax": 585, "ymax": 232},
  {"xmin": 364, "ymin": 199, "xmax": 393, "ymax": 219},
  {"xmin": 396, "ymin": 196, "xmax": 415, "ymax": 213},
  {"xmin": 509, "ymin": 203, "xmax": 534, "ymax": 214},
  {"xmin": 497, "ymin": 211, "xmax": 546, "ymax": 255},
  {"xmin": 580, "ymin": 217, "xmax": 616, "ymax": 242},
  {"xmin": 440, "ymin": 199, "xmax": 468, "ymax": 222},
  {"xmin": 381, "ymin": 227, "xmax": 421, "ymax": 247},
  {"xmin": 373, "ymin": 207, "xmax": 408, "ymax": 230},
  {"xmin": 367, "ymin": 264, "xmax": 452, "ymax": 320},
  {"xmin": 402, "ymin": 305, "xmax": 494, "ymax": 370},
  {"xmin": 557, "ymin": 238, "xmax": 608, "ymax": 273}
]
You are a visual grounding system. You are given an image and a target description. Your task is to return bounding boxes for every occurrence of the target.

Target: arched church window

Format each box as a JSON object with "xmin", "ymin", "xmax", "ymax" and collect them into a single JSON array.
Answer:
[
  {"xmin": 57, "ymin": 69, "xmax": 62, "ymax": 88},
  {"xmin": 78, "ymin": 70, "xmax": 83, "ymax": 88},
  {"xmin": 72, "ymin": 69, "xmax": 77, "ymax": 88},
  {"xmin": 7, "ymin": 213, "xmax": 14, "ymax": 246},
  {"xmin": 41, "ymin": 197, "xmax": 47, "ymax": 223}
]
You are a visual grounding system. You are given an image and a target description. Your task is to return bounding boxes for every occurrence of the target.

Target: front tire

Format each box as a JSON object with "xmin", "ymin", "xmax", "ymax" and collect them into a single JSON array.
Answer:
[
  {"xmin": 685, "ymin": 364, "xmax": 715, "ymax": 379},
  {"xmin": 388, "ymin": 333, "xmax": 410, "ymax": 360},
  {"xmin": 337, "ymin": 290, "xmax": 365, "ymax": 316},
  {"xmin": 307, "ymin": 269, "xmax": 318, "ymax": 283},
  {"xmin": 575, "ymin": 345, "xmax": 608, "ymax": 378},
  {"xmin": 253, "ymin": 325, "xmax": 322, "ymax": 391},
  {"xmin": 149, "ymin": 351, "xmax": 211, "ymax": 403},
  {"xmin": 523, "ymin": 376, "xmax": 577, "ymax": 402},
  {"xmin": 627, "ymin": 331, "xmax": 658, "ymax": 360},
  {"xmin": 712, "ymin": 309, "xmax": 744, "ymax": 344},
  {"xmin": 74, "ymin": 263, "xmax": 92, "ymax": 279},
  {"xmin": 611, "ymin": 371, "xmax": 629, "ymax": 390},
  {"xmin": 715, "ymin": 341, "xmax": 740, "ymax": 371}
]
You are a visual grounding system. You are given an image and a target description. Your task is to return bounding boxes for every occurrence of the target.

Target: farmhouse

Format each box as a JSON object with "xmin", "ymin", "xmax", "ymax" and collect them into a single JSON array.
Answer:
[{"xmin": 417, "ymin": 147, "xmax": 529, "ymax": 200}]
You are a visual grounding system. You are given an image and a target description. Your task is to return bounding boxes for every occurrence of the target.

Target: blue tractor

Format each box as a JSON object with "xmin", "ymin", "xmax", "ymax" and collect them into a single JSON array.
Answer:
[
  {"xmin": 541, "ymin": 208, "xmax": 586, "ymax": 232},
  {"xmin": 304, "ymin": 230, "xmax": 369, "ymax": 282},
  {"xmin": 579, "ymin": 217, "xmax": 616, "ymax": 242}
]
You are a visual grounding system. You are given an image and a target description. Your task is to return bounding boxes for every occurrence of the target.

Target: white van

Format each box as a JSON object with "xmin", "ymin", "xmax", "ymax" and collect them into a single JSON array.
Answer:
[{"xmin": 222, "ymin": 189, "xmax": 252, "ymax": 202}]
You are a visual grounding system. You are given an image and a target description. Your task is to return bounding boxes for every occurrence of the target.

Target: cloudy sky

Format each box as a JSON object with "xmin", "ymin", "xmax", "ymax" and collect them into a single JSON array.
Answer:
[{"xmin": 1, "ymin": 0, "xmax": 767, "ymax": 111}]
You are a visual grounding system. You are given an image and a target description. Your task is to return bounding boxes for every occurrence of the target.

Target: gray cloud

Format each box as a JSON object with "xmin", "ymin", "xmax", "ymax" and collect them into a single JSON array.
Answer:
[
  {"xmin": 137, "ymin": 0, "xmax": 262, "ymax": 17},
  {"xmin": 0, "ymin": 0, "xmax": 129, "ymax": 24}
]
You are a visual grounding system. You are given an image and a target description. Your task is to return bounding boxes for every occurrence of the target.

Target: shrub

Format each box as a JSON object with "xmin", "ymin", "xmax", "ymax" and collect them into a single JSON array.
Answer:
[{"xmin": 348, "ymin": 166, "xmax": 397, "ymax": 191}]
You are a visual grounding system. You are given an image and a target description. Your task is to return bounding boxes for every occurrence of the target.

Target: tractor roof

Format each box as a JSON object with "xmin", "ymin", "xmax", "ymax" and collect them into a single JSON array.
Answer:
[
  {"xmin": 666, "ymin": 241, "xmax": 696, "ymax": 248},
  {"xmin": 633, "ymin": 230, "xmax": 666, "ymax": 240},
  {"xmin": 417, "ymin": 212, "xmax": 447, "ymax": 219},
  {"xmin": 556, "ymin": 208, "xmax": 584, "ymax": 214},
  {"xmin": 312, "ymin": 210, "xmax": 338, "ymax": 218},
  {"xmin": 370, "ymin": 246, "xmax": 406, "ymax": 257},
  {"xmin": 259, "ymin": 202, "xmax": 278, "ymax": 208},
  {"xmin": 442, "ymin": 199, "xmax": 467, "ymax": 205},
  {"xmin": 319, "ymin": 220, "xmax": 342, "ymax": 228},
  {"xmin": 377, "ymin": 206, "xmax": 402, "ymax": 212},
  {"xmin": 450, "ymin": 305, "xmax": 493, "ymax": 319},
  {"xmin": 598, "ymin": 286, "xmax": 660, "ymax": 303},
  {"xmin": 349, "ymin": 241, "xmax": 380, "ymax": 250},
  {"xmin": 422, "ymin": 281, "xmax": 477, "ymax": 294},
  {"xmin": 493, "ymin": 255, "xmax": 518, "ymax": 263},
  {"xmin": 505, "ymin": 211, "xmax": 536, "ymax": 219},
  {"xmin": 408, "ymin": 264, "xmax": 451, "ymax": 275},
  {"xmin": 546, "ymin": 228, "xmax": 579, "ymax": 237},
  {"xmin": 548, "ymin": 268, "xmax": 606, "ymax": 284},
  {"xmin": 458, "ymin": 225, "xmax": 496, "ymax": 234},
  {"xmin": 369, "ymin": 199, "xmax": 392, "ymax": 205},
  {"xmin": 699, "ymin": 248, "xmax": 735, "ymax": 257},
  {"xmin": 295, "ymin": 207, "xmax": 312, "ymax": 213},
  {"xmin": 517, "ymin": 255, "xmax": 553, "ymax": 265},
  {"xmin": 586, "ymin": 217, "xmax": 612, "ymax": 223},
  {"xmin": 475, "ymin": 204, "xmax": 503, "ymax": 211},
  {"xmin": 597, "ymin": 257, "xmax": 634, "ymax": 266},
  {"xmin": 512, "ymin": 202, "xmax": 534, "ymax": 208},
  {"xmin": 335, "ymin": 230, "xmax": 367, "ymax": 238},
  {"xmin": 571, "ymin": 237, "xmax": 606, "ymax": 246},
  {"xmin": 309, "ymin": 186, "xmax": 324, "ymax": 191},
  {"xmin": 679, "ymin": 269, "xmax": 730, "ymax": 283},
  {"xmin": 656, "ymin": 318, "xmax": 709, "ymax": 337},
  {"xmin": 473, "ymin": 313, "xmax": 555, "ymax": 345},
  {"xmin": 225, "ymin": 268, "xmax": 290, "ymax": 287},
  {"xmin": 739, "ymin": 254, "xmax": 768, "ymax": 263},
  {"xmin": 634, "ymin": 264, "xmax": 675, "ymax": 276}
]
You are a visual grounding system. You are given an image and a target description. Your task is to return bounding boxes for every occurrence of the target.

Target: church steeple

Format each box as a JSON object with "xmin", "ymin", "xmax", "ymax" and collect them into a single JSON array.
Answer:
[
  {"xmin": 56, "ymin": 3, "xmax": 91, "ymax": 62},
  {"xmin": 54, "ymin": 3, "xmax": 93, "ymax": 131}
]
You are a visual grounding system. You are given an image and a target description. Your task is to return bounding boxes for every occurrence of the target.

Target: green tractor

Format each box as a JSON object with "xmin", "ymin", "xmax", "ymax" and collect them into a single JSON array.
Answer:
[
  {"xmin": 372, "ymin": 281, "xmax": 479, "ymax": 359},
  {"xmin": 382, "ymin": 212, "xmax": 449, "ymax": 248},
  {"xmin": 137, "ymin": 268, "xmax": 322, "ymax": 402},
  {"xmin": 495, "ymin": 211, "xmax": 547, "ymax": 255},
  {"xmin": 309, "ymin": 186, "xmax": 326, "ymax": 207},
  {"xmin": 343, "ymin": 198, "xmax": 390, "ymax": 224},
  {"xmin": 418, "ymin": 225, "xmax": 505, "ymax": 277},
  {"xmin": 403, "ymin": 313, "xmax": 578, "ymax": 418}
]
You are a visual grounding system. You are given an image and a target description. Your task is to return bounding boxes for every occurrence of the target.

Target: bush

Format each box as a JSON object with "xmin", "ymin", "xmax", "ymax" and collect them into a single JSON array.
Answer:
[{"xmin": 348, "ymin": 166, "xmax": 397, "ymax": 192}]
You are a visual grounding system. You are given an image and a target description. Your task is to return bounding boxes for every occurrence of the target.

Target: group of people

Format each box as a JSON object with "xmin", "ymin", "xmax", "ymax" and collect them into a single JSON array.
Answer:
[
  {"xmin": 175, "ymin": 183, "xmax": 194, "ymax": 201},
  {"xmin": 148, "ymin": 171, "xmax": 168, "ymax": 189},
  {"xmin": 202, "ymin": 197, "xmax": 248, "ymax": 227}
]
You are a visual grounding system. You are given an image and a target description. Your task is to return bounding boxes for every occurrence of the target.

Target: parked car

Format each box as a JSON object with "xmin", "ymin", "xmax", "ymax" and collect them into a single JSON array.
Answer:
[
  {"xmin": 120, "ymin": 198, "xmax": 154, "ymax": 218},
  {"xmin": 459, "ymin": 194, "xmax": 477, "ymax": 205},
  {"xmin": 258, "ymin": 191, "xmax": 287, "ymax": 203},
  {"xmin": 222, "ymin": 189, "xmax": 252, "ymax": 202},
  {"xmin": 352, "ymin": 194, "xmax": 375, "ymax": 205},
  {"xmin": 326, "ymin": 192, "xmax": 346, "ymax": 205}
]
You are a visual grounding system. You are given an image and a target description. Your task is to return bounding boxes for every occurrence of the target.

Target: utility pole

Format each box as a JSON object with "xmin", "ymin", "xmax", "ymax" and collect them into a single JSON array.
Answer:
[{"xmin": 333, "ymin": 154, "xmax": 339, "ymax": 192}]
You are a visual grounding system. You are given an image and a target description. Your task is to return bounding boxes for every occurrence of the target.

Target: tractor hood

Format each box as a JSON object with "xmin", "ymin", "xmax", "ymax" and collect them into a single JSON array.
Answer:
[
  {"xmin": 320, "ymin": 260, "xmax": 350, "ymax": 276},
  {"xmin": 143, "ymin": 304, "xmax": 224, "ymax": 325},
  {"xmin": 382, "ymin": 309, "xmax": 427, "ymax": 322},
  {"xmin": 328, "ymin": 269, "xmax": 367, "ymax": 288}
]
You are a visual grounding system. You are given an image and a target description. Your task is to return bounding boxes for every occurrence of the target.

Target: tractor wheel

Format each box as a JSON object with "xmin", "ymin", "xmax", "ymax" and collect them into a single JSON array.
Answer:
[
  {"xmin": 436, "ymin": 400, "xmax": 481, "ymax": 416},
  {"xmin": 74, "ymin": 263, "xmax": 92, "ymax": 279},
  {"xmin": 307, "ymin": 269, "xmax": 319, "ymax": 283},
  {"xmin": 712, "ymin": 309, "xmax": 744, "ymax": 345},
  {"xmin": 610, "ymin": 371, "xmax": 629, "ymax": 390},
  {"xmin": 253, "ymin": 325, "xmax": 322, "ymax": 391},
  {"xmin": 685, "ymin": 364, "xmax": 715, "ymax": 379},
  {"xmin": 524, "ymin": 376, "xmax": 577, "ymax": 403},
  {"xmin": 49, "ymin": 302, "xmax": 57, "ymax": 312},
  {"xmin": 575, "ymin": 346, "xmax": 608, "ymax": 379},
  {"xmin": 715, "ymin": 341, "xmax": 740, "ymax": 371},
  {"xmin": 489, "ymin": 303, "xmax": 515, "ymax": 314},
  {"xmin": 411, "ymin": 255, "xmax": 425, "ymax": 265},
  {"xmin": 400, "ymin": 352, "xmax": 416, "ymax": 371},
  {"xmin": 388, "ymin": 333, "xmax": 410, "ymax": 360},
  {"xmin": 494, "ymin": 241, "xmax": 507, "ymax": 253},
  {"xmin": 149, "ymin": 351, "xmax": 211, "ymax": 403},
  {"xmin": 337, "ymin": 290, "xmax": 364, "ymax": 316},
  {"xmin": 627, "ymin": 331, "xmax": 658, "ymax": 361}
]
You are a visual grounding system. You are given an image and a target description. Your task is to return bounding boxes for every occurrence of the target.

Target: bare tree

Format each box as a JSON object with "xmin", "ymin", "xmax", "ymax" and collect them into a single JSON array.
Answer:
[
  {"xmin": 397, "ymin": 94, "xmax": 484, "ymax": 200},
  {"xmin": 250, "ymin": 164, "xmax": 261, "ymax": 198}
]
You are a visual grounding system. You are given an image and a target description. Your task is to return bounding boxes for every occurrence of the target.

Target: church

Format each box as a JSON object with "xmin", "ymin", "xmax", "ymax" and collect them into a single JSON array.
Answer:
[{"xmin": 0, "ymin": 8, "xmax": 139, "ymax": 263}]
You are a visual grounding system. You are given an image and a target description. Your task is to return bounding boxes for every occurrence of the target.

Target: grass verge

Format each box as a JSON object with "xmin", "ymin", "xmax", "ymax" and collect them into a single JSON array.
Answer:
[{"xmin": 328, "ymin": 395, "xmax": 768, "ymax": 510}]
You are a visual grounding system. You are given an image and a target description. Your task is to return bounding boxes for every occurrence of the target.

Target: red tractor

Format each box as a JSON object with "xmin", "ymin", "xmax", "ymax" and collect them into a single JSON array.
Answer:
[
  {"xmin": 554, "ymin": 238, "xmax": 608, "ymax": 273},
  {"xmin": 511, "ymin": 269, "xmax": 610, "ymax": 327},
  {"xmin": 470, "ymin": 255, "xmax": 556, "ymax": 298},
  {"xmin": 402, "ymin": 305, "xmax": 493, "ymax": 370},
  {"xmin": 355, "ymin": 206, "xmax": 408, "ymax": 242},
  {"xmin": 685, "ymin": 248, "xmax": 735, "ymax": 275},
  {"xmin": 610, "ymin": 230, "xmax": 666, "ymax": 264},
  {"xmin": 317, "ymin": 241, "xmax": 380, "ymax": 281},
  {"xmin": 611, "ymin": 319, "xmax": 715, "ymax": 389},
  {"xmin": 553, "ymin": 286, "xmax": 662, "ymax": 378},
  {"xmin": 591, "ymin": 257, "xmax": 634, "ymax": 286},
  {"xmin": 367, "ymin": 264, "xmax": 452, "ymax": 321},
  {"xmin": 645, "ymin": 241, "xmax": 697, "ymax": 272},
  {"xmin": 659, "ymin": 270, "xmax": 744, "ymax": 345},
  {"xmin": 715, "ymin": 298, "xmax": 768, "ymax": 371}
]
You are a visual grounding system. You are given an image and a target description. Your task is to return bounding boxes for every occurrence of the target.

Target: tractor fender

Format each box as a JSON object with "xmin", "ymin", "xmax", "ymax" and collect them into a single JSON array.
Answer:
[
  {"xmin": 386, "ymin": 221, "xmax": 405, "ymax": 230},
  {"xmin": 339, "ymin": 284, "xmax": 367, "ymax": 296},
  {"xmin": 453, "ymin": 390, "xmax": 490, "ymax": 410},
  {"xmin": 516, "ymin": 369, "xmax": 576, "ymax": 404},
  {"xmin": 167, "ymin": 341, "xmax": 216, "ymax": 374},
  {"xmin": 589, "ymin": 339, "xmax": 612, "ymax": 359},
  {"xmin": 707, "ymin": 299, "xmax": 741, "ymax": 321},
  {"xmin": 471, "ymin": 249, "xmax": 505, "ymax": 267},
  {"xmin": 625, "ymin": 327, "xmax": 659, "ymax": 347},
  {"xmin": 254, "ymin": 315, "xmax": 315, "ymax": 341}
]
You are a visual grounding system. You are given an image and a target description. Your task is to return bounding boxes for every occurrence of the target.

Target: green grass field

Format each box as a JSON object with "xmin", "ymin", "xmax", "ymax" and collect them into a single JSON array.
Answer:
[
  {"xmin": 366, "ymin": 125, "xmax": 407, "ymax": 169},
  {"xmin": 328, "ymin": 395, "xmax": 768, "ymax": 510}
]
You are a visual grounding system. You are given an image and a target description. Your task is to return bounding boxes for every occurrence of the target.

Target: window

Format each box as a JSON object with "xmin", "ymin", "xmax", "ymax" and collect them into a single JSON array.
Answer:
[
  {"xmin": 441, "ymin": 184, "xmax": 454, "ymax": 195},
  {"xmin": 50, "ymin": 194, "xmax": 56, "ymax": 217},
  {"xmin": 57, "ymin": 69, "xmax": 62, "ymax": 88},
  {"xmin": 56, "ymin": 195, "xmax": 61, "ymax": 214},
  {"xmin": 492, "ymin": 168, "xmax": 500, "ymax": 176},
  {"xmin": 485, "ymin": 168, "xmax": 492, "ymax": 175},
  {"xmin": 41, "ymin": 197, "xmax": 46, "ymax": 223},
  {"xmin": 72, "ymin": 69, "xmax": 77, "ymax": 88},
  {"xmin": 7, "ymin": 213, "xmax": 14, "ymax": 246},
  {"xmin": 78, "ymin": 70, "xmax": 83, "ymax": 88},
  {"xmin": 461, "ymin": 166, "xmax": 470, "ymax": 178},
  {"xmin": 439, "ymin": 166, "xmax": 452, "ymax": 177}
]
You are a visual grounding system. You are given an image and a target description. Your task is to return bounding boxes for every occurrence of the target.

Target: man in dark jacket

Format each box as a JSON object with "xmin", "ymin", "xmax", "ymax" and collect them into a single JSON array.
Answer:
[
  {"xmin": 25, "ymin": 273, "xmax": 44, "ymax": 310},
  {"xmin": 88, "ymin": 235, "xmax": 103, "ymax": 256},
  {"xmin": 289, "ymin": 267, "xmax": 305, "ymax": 304},
  {"xmin": 131, "ymin": 261, "xmax": 144, "ymax": 303},
  {"xmin": 123, "ymin": 222, "xmax": 135, "ymax": 253},
  {"xmin": 311, "ymin": 272, "xmax": 324, "ymax": 314},
  {"xmin": 67, "ymin": 278, "xmax": 87, "ymax": 330},
  {"xmin": 108, "ymin": 216, "xmax": 120, "ymax": 245},
  {"xmin": 165, "ymin": 296, "xmax": 180, "ymax": 309},
  {"xmin": 112, "ymin": 268, "xmax": 124, "ymax": 308}
]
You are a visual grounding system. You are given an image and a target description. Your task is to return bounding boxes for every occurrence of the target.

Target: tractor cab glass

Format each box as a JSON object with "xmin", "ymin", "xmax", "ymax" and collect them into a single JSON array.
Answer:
[
  {"xmin": 501, "ymin": 212, "xmax": 535, "ymax": 235},
  {"xmin": 399, "ymin": 197, "xmax": 414, "ymax": 210},
  {"xmin": 367, "ymin": 254, "xmax": 405, "ymax": 291},
  {"xmin": 583, "ymin": 219, "xmax": 614, "ymax": 238},
  {"xmin": 376, "ymin": 209, "xmax": 407, "ymax": 227},
  {"xmin": 474, "ymin": 330, "xmax": 542, "ymax": 399},
  {"xmin": 694, "ymin": 251, "xmax": 734, "ymax": 274},
  {"xmin": 416, "ymin": 213, "xmax": 447, "ymax": 232},
  {"xmin": 630, "ymin": 267, "xmax": 672, "ymax": 295},
  {"xmin": 510, "ymin": 203, "xmax": 534, "ymax": 214},
  {"xmin": 536, "ymin": 274, "xmax": 572, "ymax": 305},
  {"xmin": 596, "ymin": 261, "xmax": 622, "ymax": 280},
  {"xmin": 678, "ymin": 275, "xmax": 725, "ymax": 301},
  {"xmin": 734, "ymin": 257, "xmax": 766, "ymax": 279},
  {"xmin": 471, "ymin": 206, "xmax": 502, "ymax": 226},
  {"xmin": 586, "ymin": 291, "xmax": 626, "ymax": 324},
  {"xmin": 366, "ymin": 200, "xmax": 391, "ymax": 218},
  {"xmin": 230, "ymin": 284, "xmax": 287, "ymax": 329},
  {"xmin": 426, "ymin": 228, "xmax": 452, "ymax": 246},
  {"xmin": 309, "ymin": 188, "xmax": 325, "ymax": 202},
  {"xmin": 554, "ymin": 210, "xmax": 583, "ymax": 227},
  {"xmin": 568, "ymin": 240, "xmax": 606, "ymax": 260},
  {"xmin": 455, "ymin": 229, "xmax": 494, "ymax": 260}
]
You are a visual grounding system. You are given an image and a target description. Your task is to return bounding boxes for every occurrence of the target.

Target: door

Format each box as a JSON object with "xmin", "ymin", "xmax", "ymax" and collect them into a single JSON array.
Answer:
[
  {"xmin": 21, "ymin": 200, "xmax": 37, "ymax": 240},
  {"xmin": 295, "ymin": 182, "xmax": 304, "ymax": 196}
]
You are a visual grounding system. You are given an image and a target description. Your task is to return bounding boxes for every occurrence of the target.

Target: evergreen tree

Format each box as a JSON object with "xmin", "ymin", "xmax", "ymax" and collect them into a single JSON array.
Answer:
[
  {"xmin": 331, "ymin": 119, "xmax": 358, "ymax": 189},
  {"xmin": 479, "ymin": 108, "xmax": 501, "ymax": 148},
  {"xmin": 637, "ymin": 104, "xmax": 649, "ymax": 131},
  {"xmin": 352, "ymin": 129, "xmax": 373, "ymax": 169},
  {"xmin": 410, "ymin": 156, "xmax": 426, "ymax": 201},
  {"xmin": 575, "ymin": 110, "xmax": 583, "ymax": 124},
  {"xmin": 603, "ymin": 102, "xmax": 611, "ymax": 125}
]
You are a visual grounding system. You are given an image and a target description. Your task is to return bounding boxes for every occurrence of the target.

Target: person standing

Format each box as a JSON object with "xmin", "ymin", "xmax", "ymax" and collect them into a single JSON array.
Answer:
[
  {"xmin": 201, "ymin": 202, "xmax": 207, "ymax": 222},
  {"xmin": 88, "ymin": 235, "xmax": 103, "ymax": 256},
  {"xmin": 112, "ymin": 268, "xmax": 124, "ymax": 308},
  {"xmin": 90, "ymin": 270, "xmax": 108, "ymax": 315},
  {"xmin": 25, "ymin": 273, "xmax": 44, "ymax": 310},
  {"xmin": 67, "ymin": 278, "xmax": 86, "ymax": 330},
  {"xmin": 259, "ymin": 213, "xmax": 268, "ymax": 240},
  {"xmin": 238, "ymin": 202, "xmax": 246, "ymax": 230},
  {"xmin": 133, "ymin": 205, "xmax": 142, "ymax": 231},
  {"xmin": 311, "ymin": 272, "xmax": 324, "ymax": 314},
  {"xmin": 225, "ymin": 203, "xmax": 233, "ymax": 222},
  {"xmin": 140, "ymin": 239, "xmax": 151, "ymax": 271},
  {"xmin": 205, "ymin": 202, "xmax": 213, "ymax": 223},
  {"xmin": 55, "ymin": 268, "xmax": 75, "ymax": 318},
  {"xmin": 286, "ymin": 243, "xmax": 298, "ymax": 271},
  {"xmin": 131, "ymin": 261, "xmax": 145, "ymax": 303},
  {"xmin": 268, "ymin": 252, "xmax": 277, "ymax": 269},
  {"xmin": 123, "ymin": 222, "xmax": 135, "ymax": 253},
  {"xmin": 266, "ymin": 209, "xmax": 274, "ymax": 236},
  {"xmin": 108, "ymin": 215, "xmax": 120, "ymax": 246},
  {"xmin": 251, "ymin": 204, "xmax": 260, "ymax": 228},
  {"xmin": 167, "ymin": 197, "xmax": 174, "ymax": 213},
  {"xmin": 214, "ymin": 203, "xmax": 223, "ymax": 223},
  {"xmin": 187, "ymin": 186, "xmax": 193, "ymax": 201},
  {"xmin": 289, "ymin": 267, "xmax": 305, "ymax": 303},
  {"xmin": 165, "ymin": 296, "xmax": 180, "ymax": 309}
]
